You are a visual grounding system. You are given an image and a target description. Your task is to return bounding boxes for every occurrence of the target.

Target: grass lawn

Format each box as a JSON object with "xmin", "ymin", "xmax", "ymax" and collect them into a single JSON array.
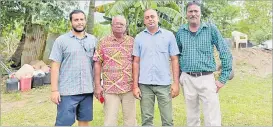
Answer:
[{"xmin": 1, "ymin": 72, "xmax": 271, "ymax": 126}]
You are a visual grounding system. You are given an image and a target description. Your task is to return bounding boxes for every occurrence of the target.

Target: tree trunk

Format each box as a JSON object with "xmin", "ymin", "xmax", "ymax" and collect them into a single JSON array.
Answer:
[
  {"xmin": 87, "ymin": 0, "xmax": 95, "ymax": 34},
  {"xmin": 10, "ymin": 8, "xmax": 32, "ymax": 68},
  {"xmin": 21, "ymin": 24, "xmax": 48, "ymax": 66}
]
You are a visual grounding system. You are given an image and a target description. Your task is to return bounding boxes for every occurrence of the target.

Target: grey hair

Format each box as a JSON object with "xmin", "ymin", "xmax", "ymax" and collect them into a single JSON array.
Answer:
[
  {"xmin": 111, "ymin": 15, "xmax": 126, "ymax": 25},
  {"xmin": 186, "ymin": 1, "xmax": 201, "ymax": 12}
]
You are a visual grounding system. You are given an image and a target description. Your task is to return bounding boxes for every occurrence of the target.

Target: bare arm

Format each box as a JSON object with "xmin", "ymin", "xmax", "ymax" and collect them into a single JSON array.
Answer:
[
  {"xmin": 170, "ymin": 55, "xmax": 180, "ymax": 98},
  {"xmin": 171, "ymin": 55, "xmax": 179, "ymax": 84},
  {"xmin": 51, "ymin": 61, "xmax": 60, "ymax": 92},
  {"xmin": 132, "ymin": 56, "xmax": 140, "ymax": 88},
  {"xmin": 94, "ymin": 61, "xmax": 103, "ymax": 99},
  {"xmin": 132, "ymin": 56, "xmax": 141, "ymax": 99},
  {"xmin": 50, "ymin": 61, "xmax": 61, "ymax": 104},
  {"xmin": 94, "ymin": 61, "xmax": 102, "ymax": 88}
]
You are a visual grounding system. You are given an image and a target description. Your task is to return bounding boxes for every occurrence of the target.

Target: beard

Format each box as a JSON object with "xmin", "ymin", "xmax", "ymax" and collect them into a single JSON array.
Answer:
[{"xmin": 72, "ymin": 26, "xmax": 85, "ymax": 33}]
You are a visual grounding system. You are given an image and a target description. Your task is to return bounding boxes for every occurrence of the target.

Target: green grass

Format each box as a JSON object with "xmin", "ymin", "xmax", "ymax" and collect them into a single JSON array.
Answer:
[{"xmin": 1, "ymin": 74, "xmax": 272, "ymax": 126}]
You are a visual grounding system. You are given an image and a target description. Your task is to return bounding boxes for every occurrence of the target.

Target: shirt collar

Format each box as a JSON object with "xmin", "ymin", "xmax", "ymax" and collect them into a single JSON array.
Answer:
[
  {"xmin": 182, "ymin": 22, "xmax": 208, "ymax": 31},
  {"xmin": 144, "ymin": 27, "xmax": 163, "ymax": 35},
  {"xmin": 110, "ymin": 34, "xmax": 128, "ymax": 41},
  {"xmin": 68, "ymin": 31, "xmax": 88, "ymax": 39}
]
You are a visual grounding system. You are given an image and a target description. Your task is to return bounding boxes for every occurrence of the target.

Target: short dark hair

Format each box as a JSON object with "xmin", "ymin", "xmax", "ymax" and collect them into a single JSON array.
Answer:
[
  {"xmin": 69, "ymin": 9, "xmax": 86, "ymax": 21},
  {"xmin": 186, "ymin": 1, "xmax": 201, "ymax": 12}
]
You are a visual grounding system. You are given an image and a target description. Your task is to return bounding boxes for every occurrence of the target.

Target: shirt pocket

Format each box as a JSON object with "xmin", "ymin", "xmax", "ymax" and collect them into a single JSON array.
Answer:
[
  {"xmin": 157, "ymin": 40, "xmax": 169, "ymax": 53},
  {"xmin": 84, "ymin": 43, "xmax": 95, "ymax": 57},
  {"xmin": 85, "ymin": 48, "xmax": 94, "ymax": 57}
]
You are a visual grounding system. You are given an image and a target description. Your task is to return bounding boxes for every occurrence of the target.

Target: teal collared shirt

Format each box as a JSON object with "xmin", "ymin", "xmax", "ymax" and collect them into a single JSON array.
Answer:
[
  {"xmin": 176, "ymin": 23, "xmax": 232, "ymax": 84},
  {"xmin": 133, "ymin": 28, "xmax": 180, "ymax": 85}
]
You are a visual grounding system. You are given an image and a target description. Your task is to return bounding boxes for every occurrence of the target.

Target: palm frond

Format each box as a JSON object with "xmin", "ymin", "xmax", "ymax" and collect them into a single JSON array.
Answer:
[
  {"xmin": 167, "ymin": 1, "xmax": 181, "ymax": 13},
  {"xmin": 159, "ymin": 18, "xmax": 172, "ymax": 30},
  {"xmin": 157, "ymin": 7, "xmax": 183, "ymax": 25},
  {"xmin": 100, "ymin": 20, "xmax": 111, "ymax": 25},
  {"xmin": 106, "ymin": 1, "xmax": 136, "ymax": 17}
]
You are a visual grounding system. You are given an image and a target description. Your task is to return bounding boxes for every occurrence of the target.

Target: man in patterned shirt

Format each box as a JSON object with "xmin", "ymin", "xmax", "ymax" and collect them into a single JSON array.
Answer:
[
  {"xmin": 93, "ymin": 15, "xmax": 136, "ymax": 126},
  {"xmin": 176, "ymin": 1, "xmax": 232, "ymax": 126},
  {"xmin": 49, "ymin": 10, "xmax": 97, "ymax": 126}
]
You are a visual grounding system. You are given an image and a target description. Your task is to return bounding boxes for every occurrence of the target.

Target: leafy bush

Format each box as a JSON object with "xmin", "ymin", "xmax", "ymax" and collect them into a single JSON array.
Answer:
[{"xmin": 92, "ymin": 23, "xmax": 111, "ymax": 40}]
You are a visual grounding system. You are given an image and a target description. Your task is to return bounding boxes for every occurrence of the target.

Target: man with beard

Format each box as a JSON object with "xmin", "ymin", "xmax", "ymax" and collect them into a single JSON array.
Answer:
[
  {"xmin": 176, "ymin": 1, "xmax": 232, "ymax": 126},
  {"xmin": 132, "ymin": 9, "xmax": 180, "ymax": 126},
  {"xmin": 49, "ymin": 10, "xmax": 97, "ymax": 126},
  {"xmin": 93, "ymin": 15, "xmax": 136, "ymax": 126}
]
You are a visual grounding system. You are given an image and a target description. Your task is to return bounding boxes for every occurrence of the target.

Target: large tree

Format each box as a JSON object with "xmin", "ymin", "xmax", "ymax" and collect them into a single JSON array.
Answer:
[
  {"xmin": 235, "ymin": 1, "xmax": 272, "ymax": 44},
  {"xmin": 203, "ymin": 0, "xmax": 240, "ymax": 38},
  {"xmin": 0, "ymin": 0, "xmax": 78, "ymax": 67}
]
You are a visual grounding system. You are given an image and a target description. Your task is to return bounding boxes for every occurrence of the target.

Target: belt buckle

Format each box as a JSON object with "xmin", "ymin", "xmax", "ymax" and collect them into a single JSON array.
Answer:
[
  {"xmin": 190, "ymin": 72, "xmax": 197, "ymax": 77},
  {"xmin": 190, "ymin": 72, "xmax": 202, "ymax": 77}
]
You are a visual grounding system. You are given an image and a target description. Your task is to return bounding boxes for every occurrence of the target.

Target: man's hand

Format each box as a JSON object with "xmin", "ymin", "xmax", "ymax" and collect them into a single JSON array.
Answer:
[
  {"xmin": 51, "ymin": 91, "xmax": 61, "ymax": 105},
  {"xmin": 171, "ymin": 83, "xmax": 180, "ymax": 98},
  {"xmin": 215, "ymin": 80, "xmax": 224, "ymax": 93},
  {"xmin": 94, "ymin": 85, "xmax": 103, "ymax": 100},
  {"xmin": 133, "ymin": 87, "xmax": 142, "ymax": 100}
]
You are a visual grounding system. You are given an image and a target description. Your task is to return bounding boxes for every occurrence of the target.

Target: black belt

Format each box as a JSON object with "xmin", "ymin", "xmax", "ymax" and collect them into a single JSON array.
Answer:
[{"xmin": 186, "ymin": 72, "xmax": 213, "ymax": 77}]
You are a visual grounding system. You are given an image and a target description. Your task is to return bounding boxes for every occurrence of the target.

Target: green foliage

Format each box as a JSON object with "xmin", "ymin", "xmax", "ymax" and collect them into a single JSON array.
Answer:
[
  {"xmin": 235, "ymin": 1, "xmax": 272, "ymax": 44},
  {"xmin": 0, "ymin": 21, "xmax": 23, "ymax": 60},
  {"xmin": 0, "ymin": 1, "xmax": 25, "ymax": 32},
  {"xmin": 203, "ymin": 0, "xmax": 241, "ymax": 38},
  {"xmin": 92, "ymin": 23, "xmax": 111, "ymax": 40},
  {"xmin": 96, "ymin": 0, "xmax": 187, "ymax": 37},
  {"xmin": 201, "ymin": 0, "xmax": 272, "ymax": 44},
  {"xmin": 0, "ymin": 0, "xmax": 79, "ymax": 63},
  {"xmin": 48, "ymin": 18, "xmax": 71, "ymax": 34},
  {"xmin": 0, "ymin": 0, "xmax": 79, "ymax": 35}
]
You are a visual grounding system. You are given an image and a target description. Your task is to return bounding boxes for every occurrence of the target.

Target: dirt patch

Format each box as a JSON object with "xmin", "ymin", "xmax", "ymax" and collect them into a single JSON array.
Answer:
[
  {"xmin": 232, "ymin": 48, "xmax": 272, "ymax": 77},
  {"xmin": 1, "ymin": 100, "xmax": 28, "ymax": 113},
  {"xmin": 1, "ymin": 76, "xmax": 50, "ymax": 113}
]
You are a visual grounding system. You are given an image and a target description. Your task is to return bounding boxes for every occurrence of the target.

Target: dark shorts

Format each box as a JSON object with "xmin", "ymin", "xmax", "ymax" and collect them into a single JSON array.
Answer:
[{"xmin": 55, "ymin": 93, "xmax": 93, "ymax": 126}]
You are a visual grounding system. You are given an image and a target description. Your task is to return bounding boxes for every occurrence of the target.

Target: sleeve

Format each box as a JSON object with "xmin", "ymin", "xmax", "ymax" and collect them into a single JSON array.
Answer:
[
  {"xmin": 211, "ymin": 24, "xmax": 233, "ymax": 84},
  {"xmin": 132, "ymin": 35, "xmax": 140, "ymax": 57},
  {"xmin": 169, "ymin": 32, "xmax": 180, "ymax": 56},
  {"xmin": 176, "ymin": 30, "xmax": 182, "ymax": 54},
  {"xmin": 176, "ymin": 29, "xmax": 183, "ymax": 75},
  {"xmin": 49, "ymin": 37, "xmax": 63, "ymax": 63},
  {"xmin": 93, "ymin": 37, "xmax": 98, "ymax": 55},
  {"xmin": 93, "ymin": 38, "xmax": 104, "ymax": 63}
]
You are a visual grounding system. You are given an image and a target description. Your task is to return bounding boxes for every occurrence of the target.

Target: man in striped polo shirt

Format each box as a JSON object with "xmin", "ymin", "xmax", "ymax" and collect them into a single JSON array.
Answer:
[{"xmin": 176, "ymin": 1, "xmax": 233, "ymax": 126}]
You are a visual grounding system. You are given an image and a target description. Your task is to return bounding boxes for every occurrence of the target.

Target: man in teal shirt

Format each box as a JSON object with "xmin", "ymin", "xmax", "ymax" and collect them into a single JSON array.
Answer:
[{"xmin": 176, "ymin": 1, "xmax": 232, "ymax": 126}]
